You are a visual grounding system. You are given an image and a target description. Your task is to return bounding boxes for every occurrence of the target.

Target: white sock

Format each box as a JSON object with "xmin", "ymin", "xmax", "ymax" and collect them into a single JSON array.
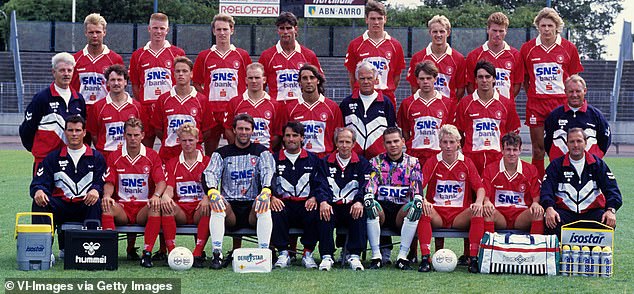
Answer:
[
  {"xmin": 367, "ymin": 217, "xmax": 382, "ymax": 260},
  {"xmin": 256, "ymin": 210, "xmax": 272, "ymax": 249},
  {"xmin": 397, "ymin": 219, "xmax": 419, "ymax": 260},
  {"xmin": 209, "ymin": 211, "xmax": 226, "ymax": 252}
]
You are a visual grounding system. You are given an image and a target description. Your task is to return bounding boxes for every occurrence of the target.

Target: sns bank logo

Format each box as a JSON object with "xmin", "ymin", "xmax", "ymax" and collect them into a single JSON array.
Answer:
[{"xmin": 83, "ymin": 242, "xmax": 101, "ymax": 256}]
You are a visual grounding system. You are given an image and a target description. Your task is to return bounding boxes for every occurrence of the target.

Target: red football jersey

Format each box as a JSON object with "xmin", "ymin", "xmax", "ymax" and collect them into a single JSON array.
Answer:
[
  {"xmin": 455, "ymin": 91, "xmax": 520, "ymax": 154},
  {"xmin": 104, "ymin": 145, "xmax": 165, "ymax": 201},
  {"xmin": 407, "ymin": 44, "xmax": 466, "ymax": 100},
  {"xmin": 71, "ymin": 45, "xmax": 124, "ymax": 106},
  {"xmin": 192, "ymin": 45, "xmax": 252, "ymax": 111},
  {"xmin": 520, "ymin": 35, "xmax": 583, "ymax": 100},
  {"xmin": 151, "ymin": 87, "xmax": 211, "ymax": 162},
  {"xmin": 466, "ymin": 42, "xmax": 524, "ymax": 100},
  {"xmin": 482, "ymin": 159, "xmax": 541, "ymax": 209},
  {"xmin": 275, "ymin": 94, "xmax": 343, "ymax": 157},
  {"xmin": 87, "ymin": 93, "xmax": 146, "ymax": 157},
  {"xmin": 129, "ymin": 41, "xmax": 186, "ymax": 104},
  {"xmin": 344, "ymin": 31, "xmax": 406, "ymax": 104},
  {"xmin": 397, "ymin": 90, "xmax": 453, "ymax": 166},
  {"xmin": 224, "ymin": 91, "xmax": 280, "ymax": 148},
  {"xmin": 165, "ymin": 150, "xmax": 211, "ymax": 202},
  {"xmin": 422, "ymin": 153, "xmax": 484, "ymax": 208},
  {"xmin": 258, "ymin": 41, "xmax": 323, "ymax": 102}
]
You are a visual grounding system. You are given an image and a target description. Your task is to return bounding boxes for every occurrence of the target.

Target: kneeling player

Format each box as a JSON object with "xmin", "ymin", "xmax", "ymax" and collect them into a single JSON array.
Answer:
[
  {"xmin": 365, "ymin": 127, "xmax": 423, "ymax": 270},
  {"xmin": 101, "ymin": 118, "xmax": 167, "ymax": 268},
  {"xmin": 162, "ymin": 123, "xmax": 212, "ymax": 267},
  {"xmin": 270, "ymin": 121, "xmax": 332, "ymax": 269},
  {"xmin": 417, "ymin": 124, "xmax": 485, "ymax": 273},
  {"xmin": 202, "ymin": 113, "xmax": 275, "ymax": 269},
  {"xmin": 322, "ymin": 127, "xmax": 372, "ymax": 270},
  {"xmin": 482, "ymin": 133, "xmax": 544, "ymax": 234}
]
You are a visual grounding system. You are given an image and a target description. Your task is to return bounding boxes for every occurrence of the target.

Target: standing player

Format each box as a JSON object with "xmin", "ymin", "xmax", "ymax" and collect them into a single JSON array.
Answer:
[
  {"xmin": 275, "ymin": 65, "xmax": 342, "ymax": 157},
  {"xmin": 344, "ymin": 0, "xmax": 406, "ymax": 108},
  {"xmin": 20, "ymin": 52, "xmax": 86, "ymax": 169},
  {"xmin": 270, "ymin": 122, "xmax": 332, "ymax": 269},
  {"xmin": 258, "ymin": 12, "xmax": 323, "ymax": 103},
  {"xmin": 87, "ymin": 64, "xmax": 145, "ymax": 159},
  {"xmin": 193, "ymin": 13, "xmax": 252, "ymax": 155},
  {"xmin": 340, "ymin": 61, "xmax": 396, "ymax": 160},
  {"xmin": 202, "ymin": 114, "xmax": 275, "ymax": 269},
  {"xmin": 101, "ymin": 118, "xmax": 167, "ymax": 268},
  {"xmin": 482, "ymin": 132, "xmax": 544, "ymax": 234},
  {"xmin": 544, "ymin": 75, "xmax": 611, "ymax": 160},
  {"xmin": 225, "ymin": 62, "xmax": 279, "ymax": 148},
  {"xmin": 364, "ymin": 127, "xmax": 423, "ymax": 270},
  {"xmin": 129, "ymin": 13, "xmax": 186, "ymax": 147},
  {"xmin": 162, "ymin": 123, "xmax": 212, "ymax": 267},
  {"xmin": 408, "ymin": 15, "xmax": 466, "ymax": 108},
  {"xmin": 321, "ymin": 127, "xmax": 372, "ymax": 271},
  {"xmin": 455, "ymin": 60, "xmax": 520, "ymax": 174},
  {"xmin": 416, "ymin": 124, "xmax": 486, "ymax": 273},
  {"xmin": 521, "ymin": 7, "xmax": 584, "ymax": 178},
  {"xmin": 152, "ymin": 56, "xmax": 211, "ymax": 163},
  {"xmin": 398, "ymin": 61, "xmax": 453, "ymax": 168},
  {"xmin": 71, "ymin": 13, "xmax": 124, "ymax": 117},
  {"xmin": 465, "ymin": 12, "xmax": 523, "ymax": 100}
]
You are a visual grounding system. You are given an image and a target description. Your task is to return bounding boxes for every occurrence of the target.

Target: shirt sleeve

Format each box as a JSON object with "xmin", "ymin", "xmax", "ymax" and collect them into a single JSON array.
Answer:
[
  {"xmin": 90, "ymin": 151, "xmax": 107, "ymax": 196},
  {"xmin": 313, "ymin": 157, "xmax": 332, "ymax": 203},
  {"xmin": 539, "ymin": 161, "xmax": 559, "ymax": 209},
  {"xmin": 259, "ymin": 150, "xmax": 275, "ymax": 189},
  {"xmin": 29, "ymin": 154, "xmax": 54, "ymax": 197},
  {"xmin": 192, "ymin": 51, "xmax": 207, "ymax": 86},
  {"xmin": 202, "ymin": 152, "xmax": 223, "ymax": 192},
  {"xmin": 19, "ymin": 94, "xmax": 46, "ymax": 151},
  {"xmin": 596, "ymin": 159, "xmax": 622, "ymax": 211}
]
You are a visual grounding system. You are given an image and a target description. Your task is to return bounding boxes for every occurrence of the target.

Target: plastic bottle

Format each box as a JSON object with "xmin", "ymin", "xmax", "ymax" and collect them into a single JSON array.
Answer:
[
  {"xmin": 601, "ymin": 246, "xmax": 612, "ymax": 278},
  {"xmin": 561, "ymin": 245, "xmax": 571, "ymax": 276},
  {"xmin": 571, "ymin": 245, "xmax": 581, "ymax": 276}
]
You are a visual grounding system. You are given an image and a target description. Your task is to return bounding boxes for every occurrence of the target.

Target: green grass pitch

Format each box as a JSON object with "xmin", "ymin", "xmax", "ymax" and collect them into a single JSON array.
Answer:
[{"xmin": 1, "ymin": 150, "xmax": 631, "ymax": 293}]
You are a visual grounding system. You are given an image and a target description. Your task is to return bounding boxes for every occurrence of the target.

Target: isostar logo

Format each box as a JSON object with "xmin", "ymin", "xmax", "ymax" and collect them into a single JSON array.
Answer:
[
  {"xmin": 568, "ymin": 233, "xmax": 605, "ymax": 244},
  {"xmin": 237, "ymin": 253, "xmax": 265, "ymax": 262},
  {"xmin": 562, "ymin": 229, "xmax": 612, "ymax": 247},
  {"xmin": 25, "ymin": 245, "xmax": 45, "ymax": 252},
  {"xmin": 83, "ymin": 242, "xmax": 101, "ymax": 256}
]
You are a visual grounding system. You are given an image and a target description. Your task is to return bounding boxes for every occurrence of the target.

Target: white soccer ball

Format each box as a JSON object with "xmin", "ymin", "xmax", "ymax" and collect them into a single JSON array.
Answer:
[
  {"xmin": 432, "ymin": 249, "xmax": 458, "ymax": 272},
  {"xmin": 168, "ymin": 247, "xmax": 194, "ymax": 271}
]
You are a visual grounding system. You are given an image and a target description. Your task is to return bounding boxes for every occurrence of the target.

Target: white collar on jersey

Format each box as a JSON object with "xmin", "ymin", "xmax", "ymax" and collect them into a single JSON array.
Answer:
[
  {"xmin": 499, "ymin": 158, "xmax": 524, "ymax": 175},
  {"xmin": 105, "ymin": 92, "xmax": 133, "ymax": 105},
  {"xmin": 436, "ymin": 151, "xmax": 465, "ymax": 162},
  {"xmin": 425, "ymin": 42, "xmax": 453, "ymax": 56},
  {"xmin": 179, "ymin": 149, "xmax": 203, "ymax": 164},
  {"xmin": 362, "ymin": 30, "xmax": 392, "ymax": 41},
  {"xmin": 242, "ymin": 91, "xmax": 271, "ymax": 101},
  {"xmin": 122, "ymin": 143, "xmax": 147, "ymax": 158},
  {"xmin": 298, "ymin": 93, "xmax": 326, "ymax": 105},
  {"xmin": 472, "ymin": 89, "xmax": 500, "ymax": 101},
  {"xmin": 211, "ymin": 44, "xmax": 237, "ymax": 52},
  {"xmin": 169, "ymin": 86, "xmax": 198, "ymax": 99},
  {"xmin": 535, "ymin": 34, "xmax": 562, "ymax": 46},
  {"xmin": 82, "ymin": 44, "xmax": 111, "ymax": 56},
  {"xmin": 414, "ymin": 89, "xmax": 442, "ymax": 101},
  {"xmin": 275, "ymin": 40, "xmax": 302, "ymax": 54},
  {"xmin": 482, "ymin": 41, "xmax": 510, "ymax": 52},
  {"xmin": 143, "ymin": 40, "xmax": 171, "ymax": 50}
]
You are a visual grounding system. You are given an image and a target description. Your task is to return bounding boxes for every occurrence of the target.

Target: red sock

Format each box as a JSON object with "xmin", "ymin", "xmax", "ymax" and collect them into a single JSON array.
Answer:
[
  {"xmin": 162, "ymin": 216, "xmax": 177, "ymax": 252},
  {"xmin": 417, "ymin": 216, "xmax": 432, "ymax": 256},
  {"xmin": 485, "ymin": 221, "xmax": 495, "ymax": 233},
  {"xmin": 102, "ymin": 214, "xmax": 115, "ymax": 230},
  {"xmin": 193, "ymin": 216, "xmax": 210, "ymax": 257},
  {"xmin": 530, "ymin": 220, "xmax": 544, "ymax": 235},
  {"xmin": 144, "ymin": 216, "xmax": 161, "ymax": 252},
  {"xmin": 469, "ymin": 217, "xmax": 484, "ymax": 257},
  {"xmin": 533, "ymin": 158, "xmax": 545, "ymax": 179}
]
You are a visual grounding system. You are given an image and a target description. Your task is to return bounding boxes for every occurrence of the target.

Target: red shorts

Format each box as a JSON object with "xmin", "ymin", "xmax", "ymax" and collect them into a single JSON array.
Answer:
[
  {"xmin": 463, "ymin": 151, "xmax": 502, "ymax": 176},
  {"xmin": 497, "ymin": 207, "xmax": 526, "ymax": 229},
  {"xmin": 120, "ymin": 201, "xmax": 148, "ymax": 224},
  {"xmin": 525, "ymin": 97, "xmax": 567, "ymax": 127},
  {"xmin": 434, "ymin": 206, "xmax": 467, "ymax": 228},
  {"xmin": 177, "ymin": 201, "xmax": 200, "ymax": 224},
  {"xmin": 142, "ymin": 104, "xmax": 156, "ymax": 138}
]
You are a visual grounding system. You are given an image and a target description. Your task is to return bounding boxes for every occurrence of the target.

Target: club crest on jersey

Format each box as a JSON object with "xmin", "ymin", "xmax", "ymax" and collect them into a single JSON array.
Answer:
[
  {"xmin": 277, "ymin": 164, "xmax": 286, "ymax": 174},
  {"xmin": 446, "ymin": 66, "xmax": 453, "ymax": 74},
  {"xmin": 556, "ymin": 55, "xmax": 565, "ymax": 63},
  {"xmin": 49, "ymin": 102, "xmax": 60, "ymax": 111},
  {"xmin": 329, "ymin": 167, "xmax": 337, "ymax": 176},
  {"xmin": 250, "ymin": 157, "xmax": 257, "ymax": 166},
  {"xmin": 233, "ymin": 60, "xmax": 240, "ymax": 69},
  {"xmin": 385, "ymin": 51, "xmax": 392, "ymax": 59},
  {"xmin": 437, "ymin": 110, "xmax": 444, "ymax": 118},
  {"xmin": 349, "ymin": 103, "xmax": 358, "ymax": 112},
  {"xmin": 519, "ymin": 183, "xmax": 526, "ymax": 192},
  {"xmin": 564, "ymin": 171, "xmax": 574, "ymax": 179},
  {"xmin": 495, "ymin": 110, "xmax": 502, "ymax": 119},
  {"xmin": 297, "ymin": 62, "xmax": 305, "ymax": 69},
  {"xmin": 320, "ymin": 112, "xmax": 328, "ymax": 121},
  {"xmin": 165, "ymin": 60, "xmax": 172, "ymax": 68},
  {"xmin": 143, "ymin": 165, "xmax": 150, "ymax": 174},
  {"xmin": 558, "ymin": 119, "xmax": 568, "ymax": 126},
  {"xmin": 264, "ymin": 110, "xmax": 272, "ymax": 120},
  {"xmin": 190, "ymin": 108, "xmax": 198, "ymax": 117},
  {"xmin": 505, "ymin": 61, "xmax": 513, "ymax": 70},
  {"xmin": 458, "ymin": 172, "xmax": 466, "ymax": 180}
]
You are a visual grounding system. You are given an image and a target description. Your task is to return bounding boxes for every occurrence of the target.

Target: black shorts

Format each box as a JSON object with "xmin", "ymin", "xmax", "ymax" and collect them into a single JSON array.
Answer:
[
  {"xmin": 228, "ymin": 201, "xmax": 253, "ymax": 229},
  {"xmin": 379, "ymin": 200, "xmax": 404, "ymax": 231}
]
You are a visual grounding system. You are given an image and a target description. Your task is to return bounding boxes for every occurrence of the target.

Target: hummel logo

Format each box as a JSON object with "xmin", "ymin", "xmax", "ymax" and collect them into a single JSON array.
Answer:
[
  {"xmin": 360, "ymin": 53, "xmax": 369, "ymax": 57},
  {"xmin": 83, "ymin": 242, "xmax": 101, "ymax": 256},
  {"xmin": 208, "ymin": 65, "xmax": 217, "ymax": 69},
  {"xmin": 166, "ymin": 109, "xmax": 175, "ymax": 113},
  {"xmin": 273, "ymin": 65, "xmax": 283, "ymax": 69},
  {"xmin": 469, "ymin": 113, "xmax": 479, "ymax": 117},
  {"xmin": 142, "ymin": 63, "xmax": 150, "ymax": 67},
  {"xmin": 36, "ymin": 167, "xmax": 44, "ymax": 176},
  {"xmin": 25, "ymin": 112, "xmax": 32, "ymax": 121}
]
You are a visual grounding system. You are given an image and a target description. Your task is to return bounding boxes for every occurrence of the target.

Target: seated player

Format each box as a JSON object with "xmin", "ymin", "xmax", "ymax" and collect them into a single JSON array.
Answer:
[
  {"xmin": 270, "ymin": 121, "xmax": 331, "ymax": 269},
  {"xmin": 101, "ymin": 117, "xmax": 167, "ymax": 268},
  {"xmin": 364, "ymin": 127, "xmax": 423, "ymax": 270},
  {"xmin": 321, "ymin": 127, "xmax": 372, "ymax": 271},
  {"xmin": 202, "ymin": 113, "xmax": 275, "ymax": 269},
  {"xmin": 162, "ymin": 123, "xmax": 212, "ymax": 268},
  {"xmin": 417, "ymin": 124, "xmax": 485, "ymax": 273},
  {"xmin": 481, "ymin": 132, "xmax": 544, "ymax": 234}
]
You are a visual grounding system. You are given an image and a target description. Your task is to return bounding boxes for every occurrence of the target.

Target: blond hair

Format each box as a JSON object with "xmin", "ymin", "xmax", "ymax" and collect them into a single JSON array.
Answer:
[
  {"xmin": 84, "ymin": 13, "xmax": 107, "ymax": 30},
  {"xmin": 428, "ymin": 15, "xmax": 451, "ymax": 31},
  {"xmin": 439, "ymin": 124, "xmax": 461, "ymax": 143},
  {"xmin": 487, "ymin": 12, "xmax": 509, "ymax": 28},
  {"xmin": 176, "ymin": 122, "xmax": 199, "ymax": 138},
  {"xmin": 212, "ymin": 13, "xmax": 235, "ymax": 29},
  {"xmin": 534, "ymin": 7, "xmax": 564, "ymax": 33},
  {"xmin": 150, "ymin": 13, "xmax": 169, "ymax": 25}
]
